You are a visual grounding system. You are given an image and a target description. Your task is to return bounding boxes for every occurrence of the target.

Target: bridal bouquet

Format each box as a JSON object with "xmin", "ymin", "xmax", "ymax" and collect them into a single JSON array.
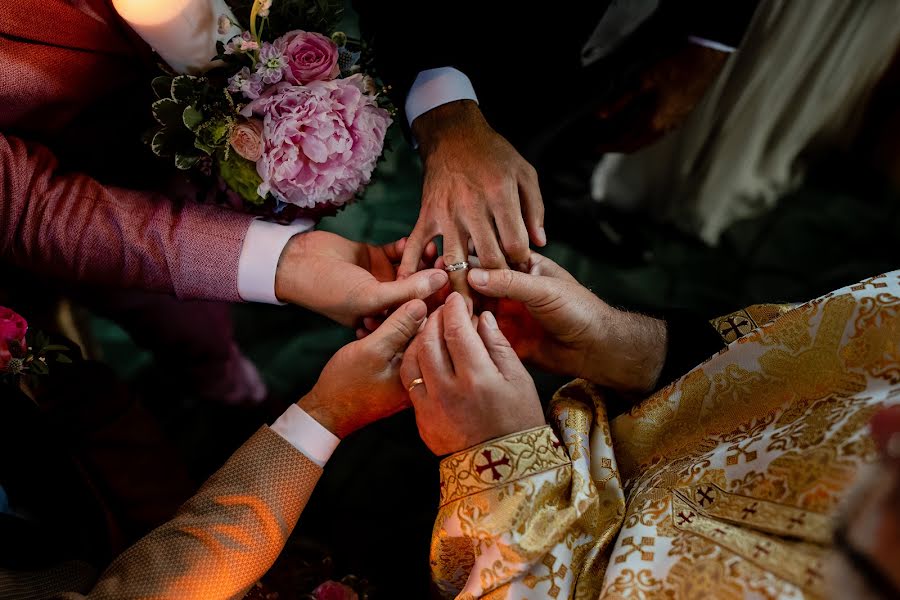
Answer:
[{"xmin": 146, "ymin": 0, "xmax": 393, "ymax": 219}]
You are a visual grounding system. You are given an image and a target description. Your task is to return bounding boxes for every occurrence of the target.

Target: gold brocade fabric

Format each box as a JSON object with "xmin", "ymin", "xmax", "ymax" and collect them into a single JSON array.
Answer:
[{"xmin": 432, "ymin": 271, "xmax": 900, "ymax": 599}]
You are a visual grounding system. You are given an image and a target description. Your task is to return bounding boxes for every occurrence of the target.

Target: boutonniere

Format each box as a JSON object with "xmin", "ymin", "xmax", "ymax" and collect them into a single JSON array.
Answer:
[{"xmin": 0, "ymin": 307, "xmax": 72, "ymax": 393}]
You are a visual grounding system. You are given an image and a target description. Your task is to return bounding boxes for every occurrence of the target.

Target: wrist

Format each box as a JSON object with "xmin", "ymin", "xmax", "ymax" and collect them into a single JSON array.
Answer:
[
  {"xmin": 297, "ymin": 391, "xmax": 352, "ymax": 439},
  {"xmin": 274, "ymin": 231, "xmax": 310, "ymax": 302},
  {"xmin": 412, "ymin": 100, "xmax": 487, "ymax": 158},
  {"xmin": 583, "ymin": 307, "xmax": 667, "ymax": 393}
]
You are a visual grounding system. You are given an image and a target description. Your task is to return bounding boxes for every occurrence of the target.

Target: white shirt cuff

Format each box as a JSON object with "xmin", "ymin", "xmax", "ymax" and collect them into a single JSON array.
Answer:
[
  {"xmin": 237, "ymin": 218, "xmax": 315, "ymax": 304},
  {"xmin": 405, "ymin": 67, "xmax": 479, "ymax": 128},
  {"xmin": 270, "ymin": 404, "xmax": 341, "ymax": 467}
]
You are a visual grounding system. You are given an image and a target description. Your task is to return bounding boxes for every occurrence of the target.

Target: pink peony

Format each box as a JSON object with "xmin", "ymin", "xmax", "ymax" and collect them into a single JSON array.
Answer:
[
  {"xmin": 280, "ymin": 30, "xmax": 340, "ymax": 84},
  {"xmin": 313, "ymin": 581, "xmax": 358, "ymax": 600},
  {"xmin": 0, "ymin": 307, "xmax": 27, "ymax": 371},
  {"xmin": 230, "ymin": 119, "xmax": 264, "ymax": 161},
  {"xmin": 248, "ymin": 75, "xmax": 392, "ymax": 209}
]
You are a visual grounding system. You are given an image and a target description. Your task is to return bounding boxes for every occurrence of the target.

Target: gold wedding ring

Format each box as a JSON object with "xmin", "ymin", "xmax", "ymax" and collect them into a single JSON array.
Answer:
[
  {"xmin": 407, "ymin": 377, "xmax": 425, "ymax": 393},
  {"xmin": 444, "ymin": 261, "xmax": 469, "ymax": 273}
]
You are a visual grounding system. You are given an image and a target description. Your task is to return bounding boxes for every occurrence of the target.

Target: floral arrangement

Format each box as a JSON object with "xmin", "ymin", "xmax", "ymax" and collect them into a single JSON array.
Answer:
[
  {"xmin": 147, "ymin": 0, "xmax": 393, "ymax": 220},
  {"xmin": 0, "ymin": 307, "xmax": 71, "ymax": 388}
]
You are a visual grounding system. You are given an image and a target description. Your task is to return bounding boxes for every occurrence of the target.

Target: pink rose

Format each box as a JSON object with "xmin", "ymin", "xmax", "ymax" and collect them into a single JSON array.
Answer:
[
  {"xmin": 230, "ymin": 119, "xmax": 264, "ymax": 162},
  {"xmin": 313, "ymin": 581, "xmax": 358, "ymax": 600},
  {"xmin": 0, "ymin": 307, "xmax": 27, "ymax": 371},
  {"xmin": 280, "ymin": 30, "xmax": 340, "ymax": 84},
  {"xmin": 252, "ymin": 75, "xmax": 392, "ymax": 209}
]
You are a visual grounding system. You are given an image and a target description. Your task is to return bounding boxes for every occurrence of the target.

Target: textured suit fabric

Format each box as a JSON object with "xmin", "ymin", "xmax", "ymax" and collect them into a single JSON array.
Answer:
[
  {"xmin": 0, "ymin": 1, "xmax": 254, "ymax": 302},
  {"xmin": 0, "ymin": 426, "xmax": 323, "ymax": 600}
]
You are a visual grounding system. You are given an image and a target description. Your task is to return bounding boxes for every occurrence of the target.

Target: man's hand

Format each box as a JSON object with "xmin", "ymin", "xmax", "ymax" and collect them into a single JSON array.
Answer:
[
  {"xmin": 401, "ymin": 101, "xmax": 546, "ymax": 295},
  {"xmin": 468, "ymin": 253, "xmax": 667, "ymax": 393},
  {"xmin": 275, "ymin": 231, "xmax": 447, "ymax": 327},
  {"xmin": 400, "ymin": 292, "xmax": 544, "ymax": 456},
  {"xmin": 298, "ymin": 299, "xmax": 428, "ymax": 438}
]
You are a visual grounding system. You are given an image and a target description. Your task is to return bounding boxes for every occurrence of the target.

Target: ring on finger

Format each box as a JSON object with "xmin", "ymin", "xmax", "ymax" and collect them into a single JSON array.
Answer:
[
  {"xmin": 407, "ymin": 377, "xmax": 425, "ymax": 393},
  {"xmin": 444, "ymin": 261, "xmax": 469, "ymax": 273}
]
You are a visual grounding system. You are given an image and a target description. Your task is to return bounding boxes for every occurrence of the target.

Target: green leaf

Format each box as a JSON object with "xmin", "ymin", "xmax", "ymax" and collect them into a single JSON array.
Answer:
[
  {"xmin": 152, "ymin": 98, "xmax": 183, "ymax": 127},
  {"xmin": 197, "ymin": 117, "xmax": 232, "ymax": 149},
  {"xmin": 43, "ymin": 344, "xmax": 69, "ymax": 353},
  {"xmin": 56, "ymin": 355, "xmax": 73, "ymax": 364},
  {"xmin": 30, "ymin": 359, "xmax": 48, "ymax": 375},
  {"xmin": 152, "ymin": 75, "xmax": 174, "ymax": 99},
  {"xmin": 182, "ymin": 105, "xmax": 204, "ymax": 132},
  {"xmin": 171, "ymin": 75, "xmax": 202, "ymax": 103},
  {"xmin": 175, "ymin": 153, "xmax": 202, "ymax": 170},
  {"xmin": 151, "ymin": 128, "xmax": 177, "ymax": 157},
  {"xmin": 194, "ymin": 138, "xmax": 216, "ymax": 156}
]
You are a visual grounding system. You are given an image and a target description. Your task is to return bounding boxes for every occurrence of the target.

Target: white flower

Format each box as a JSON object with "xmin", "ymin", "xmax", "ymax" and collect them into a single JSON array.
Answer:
[{"xmin": 258, "ymin": 0, "xmax": 273, "ymax": 18}]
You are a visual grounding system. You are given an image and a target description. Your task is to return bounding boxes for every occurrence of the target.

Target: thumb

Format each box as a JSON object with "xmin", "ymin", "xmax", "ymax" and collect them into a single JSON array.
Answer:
[
  {"xmin": 477, "ymin": 311, "xmax": 528, "ymax": 379},
  {"xmin": 367, "ymin": 269, "xmax": 448, "ymax": 312},
  {"xmin": 468, "ymin": 267, "xmax": 554, "ymax": 306},
  {"xmin": 368, "ymin": 299, "xmax": 428, "ymax": 358}
]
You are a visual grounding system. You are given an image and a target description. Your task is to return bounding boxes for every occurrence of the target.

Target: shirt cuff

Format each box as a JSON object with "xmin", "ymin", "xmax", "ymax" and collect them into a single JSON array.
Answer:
[
  {"xmin": 405, "ymin": 67, "xmax": 479, "ymax": 128},
  {"xmin": 270, "ymin": 404, "xmax": 341, "ymax": 467},
  {"xmin": 237, "ymin": 218, "xmax": 315, "ymax": 304}
]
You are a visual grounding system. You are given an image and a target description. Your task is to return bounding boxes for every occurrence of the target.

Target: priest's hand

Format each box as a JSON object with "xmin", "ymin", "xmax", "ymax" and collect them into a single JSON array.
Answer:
[
  {"xmin": 468, "ymin": 253, "xmax": 667, "ymax": 393},
  {"xmin": 275, "ymin": 231, "xmax": 447, "ymax": 327},
  {"xmin": 297, "ymin": 299, "xmax": 428, "ymax": 438},
  {"xmin": 401, "ymin": 292, "xmax": 544, "ymax": 456}
]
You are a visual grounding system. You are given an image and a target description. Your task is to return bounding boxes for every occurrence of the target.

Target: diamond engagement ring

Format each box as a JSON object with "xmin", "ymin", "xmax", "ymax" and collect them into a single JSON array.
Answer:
[{"xmin": 444, "ymin": 261, "xmax": 470, "ymax": 273}]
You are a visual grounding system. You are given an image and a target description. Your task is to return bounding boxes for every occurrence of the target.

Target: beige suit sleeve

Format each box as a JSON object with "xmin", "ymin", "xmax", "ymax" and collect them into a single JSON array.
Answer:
[{"xmin": 84, "ymin": 426, "xmax": 322, "ymax": 600}]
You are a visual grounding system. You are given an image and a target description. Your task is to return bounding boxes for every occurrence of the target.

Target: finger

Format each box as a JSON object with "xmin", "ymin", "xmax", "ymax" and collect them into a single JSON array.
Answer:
[
  {"xmin": 382, "ymin": 237, "xmax": 407, "ymax": 262},
  {"xmin": 519, "ymin": 166, "xmax": 546, "ymax": 247},
  {"xmin": 478, "ymin": 310, "xmax": 528, "ymax": 379},
  {"xmin": 355, "ymin": 328, "xmax": 369, "ymax": 340},
  {"xmin": 398, "ymin": 221, "xmax": 435, "ymax": 278},
  {"xmin": 367, "ymin": 299, "xmax": 428, "ymax": 359},
  {"xmin": 417, "ymin": 305, "xmax": 454, "ymax": 380},
  {"xmin": 365, "ymin": 269, "xmax": 449, "ymax": 314},
  {"xmin": 442, "ymin": 224, "xmax": 474, "ymax": 304},
  {"xmin": 441, "ymin": 291, "xmax": 494, "ymax": 377},
  {"xmin": 528, "ymin": 252, "xmax": 578, "ymax": 284},
  {"xmin": 468, "ymin": 212, "xmax": 509, "ymax": 270},
  {"xmin": 494, "ymin": 200, "xmax": 531, "ymax": 266},
  {"xmin": 423, "ymin": 241, "xmax": 439, "ymax": 264},
  {"xmin": 467, "ymin": 267, "xmax": 555, "ymax": 306},
  {"xmin": 399, "ymin": 345, "xmax": 426, "ymax": 401},
  {"xmin": 363, "ymin": 317, "xmax": 383, "ymax": 332}
]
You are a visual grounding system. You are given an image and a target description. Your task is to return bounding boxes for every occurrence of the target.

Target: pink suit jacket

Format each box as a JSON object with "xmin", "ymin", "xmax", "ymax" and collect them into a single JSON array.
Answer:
[{"xmin": 0, "ymin": 0, "xmax": 254, "ymax": 302}]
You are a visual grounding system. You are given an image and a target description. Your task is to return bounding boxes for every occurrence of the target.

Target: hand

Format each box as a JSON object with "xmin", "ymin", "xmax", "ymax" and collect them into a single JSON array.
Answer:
[
  {"xmin": 401, "ymin": 101, "xmax": 546, "ymax": 296},
  {"xmin": 400, "ymin": 292, "xmax": 544, "ymax": 455},
  {"xmin": 298, "ymin": 299, "xmax": 428, "ymax": 438},
  {"xmin": 468, "ymin": 253, "xmax": 667, "ymax": 393},
  {"xmin": 275, "ymin": 230, "xmax": 447, "ymax": 327}
]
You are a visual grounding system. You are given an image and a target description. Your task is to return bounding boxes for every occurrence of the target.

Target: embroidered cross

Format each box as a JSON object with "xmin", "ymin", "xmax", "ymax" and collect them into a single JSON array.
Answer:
[
  {"xmin": 787, "ymin": 514, "xmax": 806, "ymax": 529},
  {"xmin": 752, "ymin": 543, "xmax": 771, "ymax": 558},
  {"xmin": 615, "ymin": 536, "xmax": 655, "ymax": 563},
  {"xmin": 719, "ymin": 315, "xmax": 752, "ymax": 341},
  {"xmin": 474, "ymin": 449, "xmax": 511, "ymax": 482},
  {"xmin": 741, "ymin": 502, "xmax": 759, "ymax": 520},
  {"xmin": 694, "ymin": 486, "xmax": 717, "ymax": 507},
  {"xmin": 851, "ymin": 276, "xmax": 888, "ymax": 292},
  {"xmin": 522, "ymin": 554, "xmax": 567, "ymax": 598},
  {"xmin": 676, "ymin": 510, "xmax": 696, "ymax": 526}
]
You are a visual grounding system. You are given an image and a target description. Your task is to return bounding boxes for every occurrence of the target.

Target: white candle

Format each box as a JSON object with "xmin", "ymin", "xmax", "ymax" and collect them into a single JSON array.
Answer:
[{"xmin": 113, "ymin": 0, "xmax": 242, "ymax": 74}]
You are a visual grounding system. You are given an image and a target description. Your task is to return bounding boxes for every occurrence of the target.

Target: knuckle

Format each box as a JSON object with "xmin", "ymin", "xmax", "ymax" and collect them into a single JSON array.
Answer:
[{"xmin": 503, "ymin": 238, "xmax": 529, "ymax": 260}]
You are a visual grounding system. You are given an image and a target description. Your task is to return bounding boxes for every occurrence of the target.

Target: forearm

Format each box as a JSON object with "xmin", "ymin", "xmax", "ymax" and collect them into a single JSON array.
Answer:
[
  {"xmin": 88, "ymin": 427, "xmax": 321, "ymax": 599},
  {"xmin": 0, "ymin": 134, "xmax": 252, "ymax": 301}
]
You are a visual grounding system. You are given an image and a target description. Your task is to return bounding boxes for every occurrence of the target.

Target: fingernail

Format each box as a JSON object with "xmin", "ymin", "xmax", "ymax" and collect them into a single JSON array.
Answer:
[
  {"xmin": 408, "ymin": 301, "xmax": 427, "ymax": 321},
  {"xmin": 483, "ymin": 311, "xmax": 497, "ymax": 329},
  {"xmin": 429, "ymin": 272, "xmax": 447, "ymax": 290},
  {"xmin": 469, "ymin": 269, "xmax": 488, "ymax": 286},
  {"xmin": 537, "ymin": 227, "xmax": 547, "ymax": 246}
]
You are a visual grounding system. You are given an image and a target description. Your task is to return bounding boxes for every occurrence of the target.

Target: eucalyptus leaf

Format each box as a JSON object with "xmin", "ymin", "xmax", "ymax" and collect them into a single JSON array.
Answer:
[
  {"xmin": 182, "ymin": 105, "xmax": 205, "ymax": 132},
  {"xmin": 152, "ymin": 75, "xmax": 174, "ymax": 99}
]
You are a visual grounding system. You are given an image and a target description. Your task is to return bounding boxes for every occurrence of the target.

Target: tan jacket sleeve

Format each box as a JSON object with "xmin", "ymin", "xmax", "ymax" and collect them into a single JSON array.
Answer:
[{"xmin": 84, "ymin": 426, "xmax": 322, "ymax": 600}]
